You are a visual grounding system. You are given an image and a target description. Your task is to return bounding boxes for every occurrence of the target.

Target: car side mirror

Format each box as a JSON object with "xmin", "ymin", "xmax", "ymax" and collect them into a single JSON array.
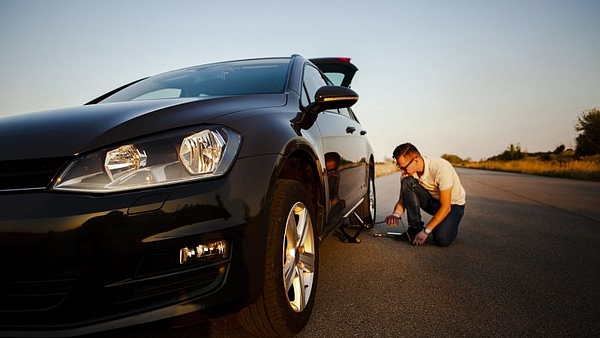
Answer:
[
  {"xmin": 307, "ymin": 86, "xmax": 359, "ymax": 115},
  {"xmin": 292, "ymin": 86, "xmax": 359, "ymax": 131}
]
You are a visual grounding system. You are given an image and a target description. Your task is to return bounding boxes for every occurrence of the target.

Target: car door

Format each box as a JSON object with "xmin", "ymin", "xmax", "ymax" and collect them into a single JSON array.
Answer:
[{"xmin": 303, "ymin": 60, "xmax": 369, "ymax": 229}]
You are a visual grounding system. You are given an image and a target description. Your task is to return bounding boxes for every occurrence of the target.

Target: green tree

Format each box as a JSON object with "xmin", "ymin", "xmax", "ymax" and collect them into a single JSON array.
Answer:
[
  {"xmin": 498, "ymin": 143, "xmax": 525, "ymax": 161},
  {"xmin": 554, "ymin": 144, "xmax": 565, "ymax": 154},
  {"xmin": 575, "ymin": 108, "xmax": 600, "ymax": 156}
]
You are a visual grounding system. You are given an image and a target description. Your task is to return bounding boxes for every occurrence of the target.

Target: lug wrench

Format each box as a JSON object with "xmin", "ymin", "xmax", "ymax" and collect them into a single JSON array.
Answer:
[{"xmin": 372, "ymin": 218, "xmax": 411, "ymax": 241}]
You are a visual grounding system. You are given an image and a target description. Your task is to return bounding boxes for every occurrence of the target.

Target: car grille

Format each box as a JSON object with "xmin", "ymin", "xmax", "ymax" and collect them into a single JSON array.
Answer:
[
  {"xmin": 0, "ymin": 262, "xmax": 227, "ymax": 325},
  {"xmin": 0, "ymin": 276, "xmax": 77, "ymax": 312},
  {"xmin": 0, "ymin": 157, "xmax": 71, "ymax": 191},
  {"xmin": 106, "ymin": 263, "xmax": 227, "ymax": 308}
]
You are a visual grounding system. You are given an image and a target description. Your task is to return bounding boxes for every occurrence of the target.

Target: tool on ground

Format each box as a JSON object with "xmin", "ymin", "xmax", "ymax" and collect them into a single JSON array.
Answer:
[{"xmin": 372, "ymin": 217, "xmax": 411, "ymax": 241}]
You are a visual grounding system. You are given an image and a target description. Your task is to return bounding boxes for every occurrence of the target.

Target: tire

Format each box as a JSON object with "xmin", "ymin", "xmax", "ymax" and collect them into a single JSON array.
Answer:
[
  {"xmin": 353, "ymin": 165, "xmax": 376, "ymax": 228},
  {"xmin": 237, "ymin": 179, "xmax": 319, "ymax": 336}
]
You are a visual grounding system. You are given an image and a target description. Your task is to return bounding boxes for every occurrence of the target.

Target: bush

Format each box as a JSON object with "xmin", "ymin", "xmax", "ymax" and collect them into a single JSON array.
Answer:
[
  {"xmin": 488, "ymin": 143, "xmax": 526, "ymax": 161},
  {"xmin": 441, "ymin": 154, "xmax": 465, "ymax": 165}
]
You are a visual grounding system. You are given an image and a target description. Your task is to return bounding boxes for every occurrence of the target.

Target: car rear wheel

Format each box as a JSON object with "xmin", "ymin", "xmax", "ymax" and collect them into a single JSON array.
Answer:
[
  {"xmin": 237, "ymin": 179, "xmax": 318, "ymax": 336},
  {"xmin": 364, "ymin": 166, "xmax": 376, "ymax": 227},
  {"xmin": 351, "ymin": 165, "xmax": 376, "ymax": 228}
]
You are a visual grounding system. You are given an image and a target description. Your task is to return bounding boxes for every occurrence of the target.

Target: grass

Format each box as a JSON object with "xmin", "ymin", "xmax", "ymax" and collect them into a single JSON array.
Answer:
[
  {"xmin": 374, "ymin": 162, "xmax": 398, "ymax": 178},
  {"xmin": 375, "ymin": 154, "xmax": 600, "ymax": 182},
  {"xmin": 461, "ymin": 156, "xmax": 600, "ymax": 182}
]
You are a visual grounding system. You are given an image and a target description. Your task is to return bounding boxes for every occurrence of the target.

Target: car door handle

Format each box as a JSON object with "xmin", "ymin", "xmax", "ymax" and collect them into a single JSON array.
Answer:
[{"xmin": 346, "ymin": 126, "xmax": 356, "ymax": 134}]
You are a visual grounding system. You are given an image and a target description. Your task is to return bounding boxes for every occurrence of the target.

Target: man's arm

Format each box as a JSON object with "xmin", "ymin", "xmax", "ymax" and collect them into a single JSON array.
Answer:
[
  {"xmin": 385, "ymin": 199, "xmax": 405, "ymax": 226},
  {"xmin": 426, "ymin": 188, "xmax": 452, "ymax": 230}
]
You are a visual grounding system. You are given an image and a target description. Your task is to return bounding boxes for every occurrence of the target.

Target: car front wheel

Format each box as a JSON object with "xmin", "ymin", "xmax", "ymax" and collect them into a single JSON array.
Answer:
[{"xmin": 237, "ymin": 179, "xmax": 319, "ymax": 336}]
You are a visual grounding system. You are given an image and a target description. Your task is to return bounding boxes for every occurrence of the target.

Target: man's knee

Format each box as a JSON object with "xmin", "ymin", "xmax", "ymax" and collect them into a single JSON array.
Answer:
[
  {"xmin": 401, "ymin": 176, "xmax": 419, "ymax": 193},
  {"xmin": 433, "ymin": 226, "xmax": 459, "ymax": 247},
  {"xmin": 433, "ymin": 236, "xmax": 454, "ymax": 247}
]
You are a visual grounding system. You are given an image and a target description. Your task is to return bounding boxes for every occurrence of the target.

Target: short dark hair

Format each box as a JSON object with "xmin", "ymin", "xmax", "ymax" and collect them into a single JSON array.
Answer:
[{"xmin": 392, "ymin": 143, "xmax": 420, "ymax": 160}]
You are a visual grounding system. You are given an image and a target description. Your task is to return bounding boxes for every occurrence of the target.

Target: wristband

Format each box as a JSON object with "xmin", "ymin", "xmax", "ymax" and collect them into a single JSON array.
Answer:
[{"xmin": 392, "ymin": 213, "xmax": 400, "ymax": 218}]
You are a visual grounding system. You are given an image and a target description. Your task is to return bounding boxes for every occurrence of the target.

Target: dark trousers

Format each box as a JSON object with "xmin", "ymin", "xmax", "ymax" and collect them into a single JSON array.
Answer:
[{"xmin": 401, "ymin": 176, "xmax": 465, "ymax": 247}]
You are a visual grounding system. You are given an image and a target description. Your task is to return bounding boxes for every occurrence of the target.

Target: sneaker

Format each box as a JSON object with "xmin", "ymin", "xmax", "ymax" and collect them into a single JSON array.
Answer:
[{"xmin": 394, "ymin": 227, "xmax": 422, "ymax": 242}]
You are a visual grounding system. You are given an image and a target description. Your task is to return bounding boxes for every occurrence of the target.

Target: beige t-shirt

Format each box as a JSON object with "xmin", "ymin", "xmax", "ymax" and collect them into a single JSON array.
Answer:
[{"xmin": 416, "ymin": 156, "xmax": 466, "ymax": 205}]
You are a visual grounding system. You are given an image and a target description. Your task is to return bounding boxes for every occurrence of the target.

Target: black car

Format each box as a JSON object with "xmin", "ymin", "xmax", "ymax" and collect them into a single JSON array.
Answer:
[{"xmin": 0, "ymin": 55, "xmax": 375, "ymax": 337}]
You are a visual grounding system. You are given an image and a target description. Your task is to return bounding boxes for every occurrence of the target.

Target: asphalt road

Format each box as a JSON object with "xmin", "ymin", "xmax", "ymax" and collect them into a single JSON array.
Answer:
[{"xmin": 116, "ymin": 168, "xmax": 600, "ymax": 337}]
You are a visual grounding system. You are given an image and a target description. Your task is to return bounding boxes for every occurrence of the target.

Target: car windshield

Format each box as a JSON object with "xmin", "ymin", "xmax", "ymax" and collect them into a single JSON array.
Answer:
[{"xmin": 98, "ymin": 58, "xmax": 292, "ymax": 103}]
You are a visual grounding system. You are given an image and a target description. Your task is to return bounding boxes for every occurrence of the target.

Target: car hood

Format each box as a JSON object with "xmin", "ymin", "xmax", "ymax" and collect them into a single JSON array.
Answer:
[{"xmin": 0, "ymin": 95, "xmax": 286, "ymax": 160}]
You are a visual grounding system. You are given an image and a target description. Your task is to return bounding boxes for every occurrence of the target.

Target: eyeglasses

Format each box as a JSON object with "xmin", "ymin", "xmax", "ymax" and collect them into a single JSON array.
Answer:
[{"xmin": 396, "ymin": 156, "xmax": 417, "ymax": 171}]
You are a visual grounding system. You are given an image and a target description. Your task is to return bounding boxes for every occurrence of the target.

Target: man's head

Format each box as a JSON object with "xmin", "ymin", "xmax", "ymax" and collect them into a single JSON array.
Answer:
[
  {"xmin": 325, "ymin": 152, "xmax": 340, "ymax": 175},
  {"xmin": 393, "ymin": 143, "xmax": 422, "ymax": 175}
]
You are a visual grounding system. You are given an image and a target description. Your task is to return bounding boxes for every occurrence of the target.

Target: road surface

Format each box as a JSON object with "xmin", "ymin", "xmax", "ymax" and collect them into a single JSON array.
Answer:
[{"xmin": 118, "ymin": 168, "xmax": 600, "ymax": 337}]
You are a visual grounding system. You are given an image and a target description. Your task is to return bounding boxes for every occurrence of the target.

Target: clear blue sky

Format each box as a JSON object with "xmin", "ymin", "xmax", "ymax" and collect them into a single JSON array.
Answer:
[{"xmin": 1, "ymin": 0, "xmax": 599, "ymax": 161}]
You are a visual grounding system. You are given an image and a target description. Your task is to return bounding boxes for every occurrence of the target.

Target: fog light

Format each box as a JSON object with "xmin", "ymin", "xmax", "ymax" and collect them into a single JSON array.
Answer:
[{"xmin": 179, "ymin": 240, "xmax": 228, "ymax": 264}]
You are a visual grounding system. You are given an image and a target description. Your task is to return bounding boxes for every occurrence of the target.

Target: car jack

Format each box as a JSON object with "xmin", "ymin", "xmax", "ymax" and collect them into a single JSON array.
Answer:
[{"xmin": 338, "ymin": 211, "xmax": 366, "ymax": 243}]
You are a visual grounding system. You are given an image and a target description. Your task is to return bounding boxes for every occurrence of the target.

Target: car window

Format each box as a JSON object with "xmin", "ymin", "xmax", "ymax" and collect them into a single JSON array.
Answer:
[
  {"xmin": 339, "ymin": 107, "xmax": 351, "ymax": 118},
  {"xmin": 301, "ymin": 65, "xmax": 328, "ymax": 107},
  {"xmin": 99, "ymin": 58, "xmax": 291, "ymax": 103},
  {"xmin": 339, "ymin": 107, "xmax": 360, "ymax": 123},
  {"xmin": 132, "ymin": 88, "xmax": 182, "ymax": 100},
  {"xmin": 322, "ymin": 72, "xmax": 344, "ymax": 86}
]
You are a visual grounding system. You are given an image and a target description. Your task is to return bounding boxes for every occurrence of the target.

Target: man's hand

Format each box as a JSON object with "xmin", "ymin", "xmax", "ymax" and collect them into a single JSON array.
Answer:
[
  {"xmin": 385, "ymin": 214, "xmax": 400, "ymax": 226},
  {"xmin": 412, "ymin": 230, "xmax": 428, "ymax": 246}
]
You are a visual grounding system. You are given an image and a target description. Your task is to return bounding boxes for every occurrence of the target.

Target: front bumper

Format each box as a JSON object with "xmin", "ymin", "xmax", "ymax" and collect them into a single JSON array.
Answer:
[{"xmin": 0, "ymin": 155, "xmax": 278, "ymax": 337}]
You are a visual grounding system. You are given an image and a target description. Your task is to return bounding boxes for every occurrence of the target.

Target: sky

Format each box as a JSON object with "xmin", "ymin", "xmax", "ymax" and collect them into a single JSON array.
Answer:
[{"xmin": 1, "ymin": 0, "xmax": 599, "ymax": 161}]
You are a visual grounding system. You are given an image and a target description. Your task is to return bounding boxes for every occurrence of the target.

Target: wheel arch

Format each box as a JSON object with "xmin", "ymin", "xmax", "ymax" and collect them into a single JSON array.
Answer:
[{"xmin": 270, "ymin": 140, "xmax": 326, "ymax": 239}]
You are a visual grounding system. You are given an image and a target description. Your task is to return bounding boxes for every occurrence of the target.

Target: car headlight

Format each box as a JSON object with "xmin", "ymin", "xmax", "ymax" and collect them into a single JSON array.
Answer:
[{"xmin": 52, "ymin": 126, "xmax": 242, "ymax": 193}]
